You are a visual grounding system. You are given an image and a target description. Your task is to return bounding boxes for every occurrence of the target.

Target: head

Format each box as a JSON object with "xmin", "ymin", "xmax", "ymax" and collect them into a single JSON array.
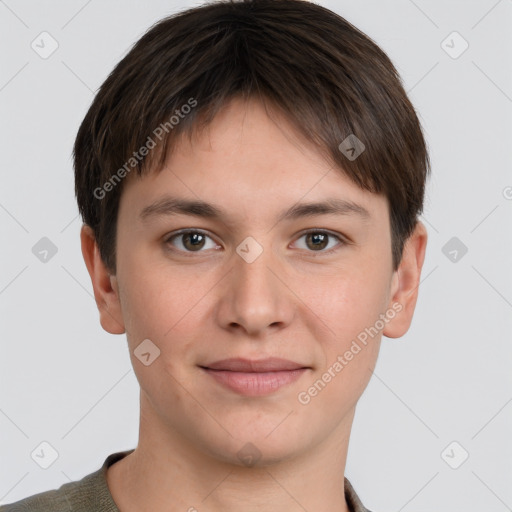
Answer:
[{"xmin": 77, "ymin": 0, "xmax": 429, "ymax": 465}]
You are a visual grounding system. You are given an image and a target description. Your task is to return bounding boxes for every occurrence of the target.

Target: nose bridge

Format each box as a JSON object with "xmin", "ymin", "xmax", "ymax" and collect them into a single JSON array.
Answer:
[
  {"xmin": 235, "ymin": 244, "xmax": 276, "ymax": 298},
  {"xmin": 235, "ymin": 238, "xmax": 279, "ymax": 305},
  {"xmin": 218, "ymin": 235, "xmax": 293, "ymax": 334}
]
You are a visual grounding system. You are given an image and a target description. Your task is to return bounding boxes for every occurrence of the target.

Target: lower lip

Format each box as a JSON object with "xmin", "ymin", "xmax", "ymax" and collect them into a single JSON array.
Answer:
[{"xmin": 201, "ymin": 368, "xmax": 308, "ymax": 396}]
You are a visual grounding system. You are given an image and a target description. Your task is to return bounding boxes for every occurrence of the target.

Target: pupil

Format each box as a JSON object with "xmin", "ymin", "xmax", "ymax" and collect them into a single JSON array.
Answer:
[
  {"xmin": 308, "ymin": 233, "xmax": 327, "ymax": 250},
  {"xmin": 186, "ymin": 233, "xmax": 204, "ymax": 250}
]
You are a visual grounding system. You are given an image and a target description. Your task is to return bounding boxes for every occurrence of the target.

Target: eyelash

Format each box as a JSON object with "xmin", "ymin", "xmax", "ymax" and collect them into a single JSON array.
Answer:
[{"xmin": 163, "ymin": 228, "xmax": 347, "ymax": 256}]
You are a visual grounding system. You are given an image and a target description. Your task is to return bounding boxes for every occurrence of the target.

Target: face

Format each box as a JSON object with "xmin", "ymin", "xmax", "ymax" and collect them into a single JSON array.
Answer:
[{"xmin": 97, "ymin": 97, "xmax": 416, "ymax": 465}]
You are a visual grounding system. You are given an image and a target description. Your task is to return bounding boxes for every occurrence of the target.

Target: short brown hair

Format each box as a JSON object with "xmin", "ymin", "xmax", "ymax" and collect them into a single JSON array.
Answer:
[{"xmin": 74, "ymin": 0, "xmax": 430, "ymax": 273}]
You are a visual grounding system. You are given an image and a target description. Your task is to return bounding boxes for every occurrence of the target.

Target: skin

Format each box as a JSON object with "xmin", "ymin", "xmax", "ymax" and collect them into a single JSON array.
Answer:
[{"xmin": 81, "ymin": 96, "xmax": 427, "ymax": 512}]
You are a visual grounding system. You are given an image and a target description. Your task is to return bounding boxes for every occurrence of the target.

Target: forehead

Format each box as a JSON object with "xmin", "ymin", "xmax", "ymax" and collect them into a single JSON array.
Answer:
[{"xmin": 119, "ymin": 97, "xmax": 388, "ymax": 225}]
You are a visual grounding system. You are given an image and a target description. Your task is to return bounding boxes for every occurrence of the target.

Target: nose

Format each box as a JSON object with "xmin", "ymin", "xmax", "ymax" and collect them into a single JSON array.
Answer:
[{"xmin": 215, "ymin": 241, "xmax": 295, "ymax": 337}]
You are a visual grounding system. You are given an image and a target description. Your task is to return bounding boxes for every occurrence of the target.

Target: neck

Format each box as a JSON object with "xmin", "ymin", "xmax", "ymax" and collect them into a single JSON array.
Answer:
[{"xmin": 107, "ymin": 392, "xmax": 355, "ymax": 512}]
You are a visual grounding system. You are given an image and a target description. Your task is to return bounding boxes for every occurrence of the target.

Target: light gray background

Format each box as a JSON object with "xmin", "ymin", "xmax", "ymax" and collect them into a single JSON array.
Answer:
[{"xmin": 1, "ymin": 0, "xmax": 511, "ymax": 510}]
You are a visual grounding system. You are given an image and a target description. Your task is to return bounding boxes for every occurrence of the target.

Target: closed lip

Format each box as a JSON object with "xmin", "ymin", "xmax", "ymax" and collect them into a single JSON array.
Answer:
[{"xmin": 199, "ymin": 357, "xmax": 310, "ymax": 372}]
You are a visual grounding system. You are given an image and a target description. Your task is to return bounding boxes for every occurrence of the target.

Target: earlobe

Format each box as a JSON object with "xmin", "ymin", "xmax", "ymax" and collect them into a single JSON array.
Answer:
[
  {"xmin": 80, "ymin": 224, "xmax": 126, "ymax": 335},
  {"xmin": 383, "ymin": 221, "xmax": 428, "ymax": 339}
]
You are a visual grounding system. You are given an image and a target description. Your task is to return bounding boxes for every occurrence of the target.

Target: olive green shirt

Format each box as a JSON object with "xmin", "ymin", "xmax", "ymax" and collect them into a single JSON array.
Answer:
[{"xmin": 0, "ymin": 450, "xmax": 373, "ymax": 511}]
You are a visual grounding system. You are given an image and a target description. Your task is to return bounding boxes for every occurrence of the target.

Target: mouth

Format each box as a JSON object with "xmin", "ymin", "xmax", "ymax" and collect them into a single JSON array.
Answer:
[{"xmin": 198, "ymin": 357, "xmax": 311, "ymax": 396}]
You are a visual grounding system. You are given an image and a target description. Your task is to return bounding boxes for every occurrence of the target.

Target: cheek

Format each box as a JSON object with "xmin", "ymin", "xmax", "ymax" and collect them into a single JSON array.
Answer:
[
  {"xmin": 117, "ymin": 260, "xmax": 211, "ymax": 353},
  {"xmin": 117, "ymin": 268, "xmax": 204, "ymax": 398},
  {"xmin": 296, "ymin": 270, "xmax": 387, "ymax": 413},
  {"xmin": 302, "ymin": 261, "xmax": 392, "ymax": 345}
]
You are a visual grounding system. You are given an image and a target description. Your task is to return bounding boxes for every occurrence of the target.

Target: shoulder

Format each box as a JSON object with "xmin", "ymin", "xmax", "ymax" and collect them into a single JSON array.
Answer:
[
  {"xmin": 0, "ymin": 451, "xmax": 132, "ymax": 512},
  {"xmin": 344, "ymin": 476, "xmax": 375, "ymax": 512},
  {"xmin": 0, "ymin": 474, "xmax": 92, "ymax": 512},
  {"xmin": 0, "ymin": 481, "xmax": 76, "ymax": 512}
]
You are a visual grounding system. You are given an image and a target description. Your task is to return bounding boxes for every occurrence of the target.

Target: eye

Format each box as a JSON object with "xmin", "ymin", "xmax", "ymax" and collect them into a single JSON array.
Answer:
[
  {"xmin": 164, "ymin": 228, "xmax": 346, "ymax": 255},
  {"xmin": 293, "ymin": 229, "xmax": 345, "ymax": 254},
  {"xmin": 165, "ymin": 230, "xmax": 220, "ymax": 253}
]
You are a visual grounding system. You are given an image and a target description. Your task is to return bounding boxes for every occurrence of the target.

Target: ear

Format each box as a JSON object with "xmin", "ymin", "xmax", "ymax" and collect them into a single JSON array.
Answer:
[
  {"xmin": 383, "ymin": 221, "xmax": 428, "ymax": 339},
  {"xmin": 80, "ymin": 224, "xmax": 125, "ymax": 334}
]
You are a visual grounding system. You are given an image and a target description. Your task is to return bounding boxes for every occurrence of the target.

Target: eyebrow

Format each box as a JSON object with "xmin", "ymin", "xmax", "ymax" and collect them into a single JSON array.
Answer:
[{"xmin": 139, "ymin": 195, "xmax": 371, "ymax": 223}]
